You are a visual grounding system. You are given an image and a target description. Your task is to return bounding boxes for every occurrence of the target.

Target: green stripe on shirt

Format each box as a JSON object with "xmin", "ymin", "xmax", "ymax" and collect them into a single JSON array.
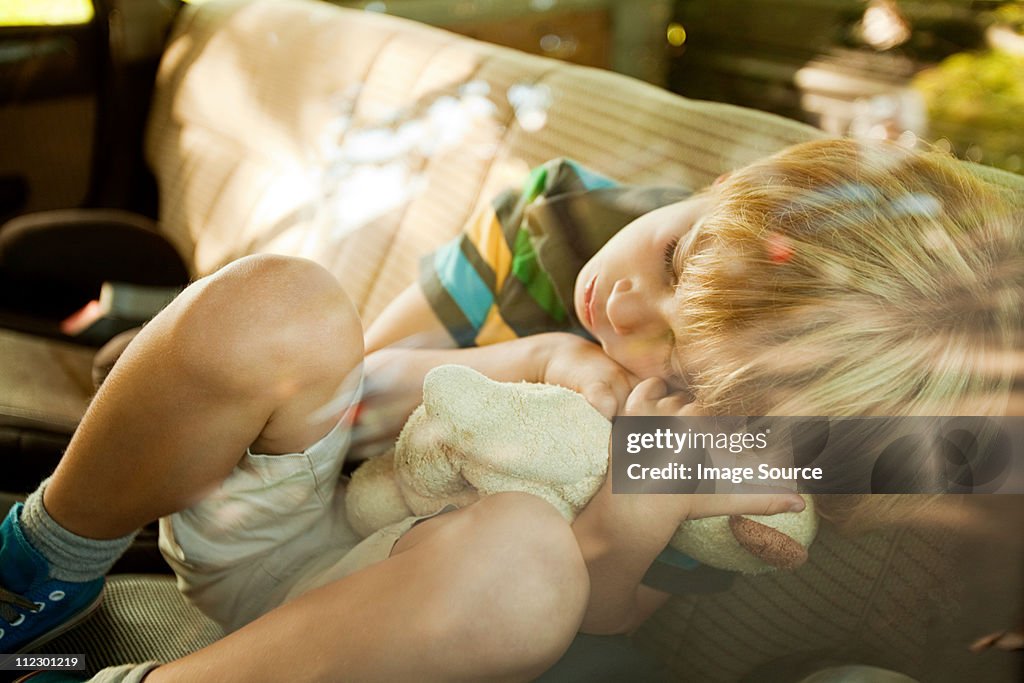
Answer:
[{"xmin": 511, "ymin": 227, "xmax": 566, "ymax": 323}]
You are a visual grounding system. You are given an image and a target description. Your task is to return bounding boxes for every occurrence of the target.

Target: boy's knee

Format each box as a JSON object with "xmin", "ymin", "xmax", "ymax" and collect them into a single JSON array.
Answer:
[
  {"xmin": 469, "ymin": 492, "xmax": 583, "ymax": 562},
  {"xmin": 437, "ymin": 493, "xmax": 589, "ymax": 674},
  {"xmin": 458, "ymin": 493, "xmax": 585, "ymax": 570},
  {"xmin": 155, "ymin": 255, "xmax": 363, "ymax": 391},
  {"xmin": 198, "ymin": 254, "xmax": 356, "ymax": 327}
]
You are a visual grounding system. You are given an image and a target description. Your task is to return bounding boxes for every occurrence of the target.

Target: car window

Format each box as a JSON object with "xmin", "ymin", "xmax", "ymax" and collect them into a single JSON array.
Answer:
[{"xmin": 0, "ymin": 0, "xmax": 94, "ymax": 27}]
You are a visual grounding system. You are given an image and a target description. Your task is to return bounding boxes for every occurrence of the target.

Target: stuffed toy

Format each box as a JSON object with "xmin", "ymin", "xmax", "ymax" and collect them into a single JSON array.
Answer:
[{"xmin": 346, "ymin": 364, "xmax": 817, "ymax": 574}]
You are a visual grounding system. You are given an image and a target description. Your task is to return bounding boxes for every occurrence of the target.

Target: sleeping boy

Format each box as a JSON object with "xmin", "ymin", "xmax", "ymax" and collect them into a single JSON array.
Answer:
[{"xmin": 1, "ymin": 138, "xmax": 1019, "ymax": 682}]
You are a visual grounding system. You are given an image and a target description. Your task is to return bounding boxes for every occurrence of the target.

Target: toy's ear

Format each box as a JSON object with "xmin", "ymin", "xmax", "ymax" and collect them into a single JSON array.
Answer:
[{"xmin": 728, "ymin": 516, "xmax": 809, "ymax": 570}]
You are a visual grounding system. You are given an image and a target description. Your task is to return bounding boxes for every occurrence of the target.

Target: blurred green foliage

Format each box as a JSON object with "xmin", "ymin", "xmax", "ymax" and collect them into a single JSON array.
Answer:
[
  {"xmin": 993, "ymin": 2, "xmax": 1024, "ymax": 30},
  {"xmin": 913, "ymin": 35, "xmax": 1024, "ymax": 172}
]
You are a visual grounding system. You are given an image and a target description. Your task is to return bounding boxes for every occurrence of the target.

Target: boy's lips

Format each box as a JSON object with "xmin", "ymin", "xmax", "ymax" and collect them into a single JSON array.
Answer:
[{"xmin": 582, "ymin": 275, "xmax": 597, "ymax": 328}]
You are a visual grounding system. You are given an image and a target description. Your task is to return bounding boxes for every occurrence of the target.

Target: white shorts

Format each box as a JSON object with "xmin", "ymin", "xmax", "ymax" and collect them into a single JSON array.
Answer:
[{"xmin": 157, "ymin": 399, "xmax": 427, "ymax": 633}]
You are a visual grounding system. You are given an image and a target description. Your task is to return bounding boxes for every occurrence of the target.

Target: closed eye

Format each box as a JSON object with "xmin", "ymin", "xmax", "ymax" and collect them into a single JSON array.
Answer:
[{"xmin": 663, "ymin": 238, "xmax": 679, "ymax": 283}]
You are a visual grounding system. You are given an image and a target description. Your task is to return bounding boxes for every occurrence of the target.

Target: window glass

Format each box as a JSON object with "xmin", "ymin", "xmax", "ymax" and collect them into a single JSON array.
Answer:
[
  {"xmin": 668, "ymin": 0, "xmax": 1024, "ymax": 175},
  {"xmin": 0, "ymin": 0, "xmax": 94, "ymax": 26}
]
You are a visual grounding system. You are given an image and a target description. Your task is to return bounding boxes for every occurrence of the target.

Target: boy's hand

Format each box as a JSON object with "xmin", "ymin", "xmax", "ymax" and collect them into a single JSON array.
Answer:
[
  {"xmin": 535, "ymin": 332, "xmax": 638, "ymax": 419},
  {"xmin": 574, "ymin": 380, "xmax": 805, "ymax": 635},
  {"xmin": 585, "ymin": 454, "xmax": 806, "ymax": 542},
  {"xmin": 970, "ymin": 628, "xmax": 1024, "ymax": 653},
  {"xmin": 623, "ymin": 377, "xmax": 697, "ymax": 417},
  {"xmin": 575, "ymin": 465, "xmax": 805, "ymax": 634}
]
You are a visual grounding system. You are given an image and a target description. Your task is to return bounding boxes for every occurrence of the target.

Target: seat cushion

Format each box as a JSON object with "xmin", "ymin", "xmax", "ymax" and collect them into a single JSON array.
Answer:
[
  {"xmin": 0, "ymin": 329, "xmax": 95, "ymax": 489},
  {"xmin": 34, "ymin": 574, "xmax": 224, "ymax": 677},
  {"xmin": 635, "ymin": 512, "xmax": 1024, "ymax": 683}
]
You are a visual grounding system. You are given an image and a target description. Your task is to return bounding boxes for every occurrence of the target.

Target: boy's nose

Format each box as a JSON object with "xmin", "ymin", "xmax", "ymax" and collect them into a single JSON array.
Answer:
[{"xmin": 606, "ymin": 279, "xmax": 659, "ymax": 335}]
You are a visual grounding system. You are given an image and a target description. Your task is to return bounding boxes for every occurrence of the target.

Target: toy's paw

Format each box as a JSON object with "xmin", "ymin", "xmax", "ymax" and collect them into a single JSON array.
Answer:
[
  {"xmin": 670, "ymin": 494, "xmax": 816, "ymax": 574},
  {"xmin": 395, "ymin": 365, "xmax": 609, "ymax": 517},
  {"xmin": 728, "ymin": 515, "xmax": 809, "ymax": 570},
  {"xmin": 346, "ymin": 452, "xmax": 413, "ymax": 538}
]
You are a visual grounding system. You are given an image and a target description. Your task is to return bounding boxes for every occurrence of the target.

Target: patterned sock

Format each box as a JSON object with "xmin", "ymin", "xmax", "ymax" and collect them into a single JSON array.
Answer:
[
  {"xmin": 90, "ymin": 662, "xmax": 163, "ymax": 683},
  {"xmin": 18, "ymin": 478, "xmax": 137, "ymax": 583}
]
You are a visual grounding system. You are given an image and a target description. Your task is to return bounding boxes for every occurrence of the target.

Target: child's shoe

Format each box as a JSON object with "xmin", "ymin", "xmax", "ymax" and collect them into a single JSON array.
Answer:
[{"xmin": 0, "ymin": 503, "xmax": 104, "ymax": 654}]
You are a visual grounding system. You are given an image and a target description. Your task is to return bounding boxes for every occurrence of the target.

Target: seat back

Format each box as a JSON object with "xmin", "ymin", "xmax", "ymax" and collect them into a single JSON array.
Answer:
[{"xmin": 144, "ymin": 0, "xmax": 822, "ymax": 326}]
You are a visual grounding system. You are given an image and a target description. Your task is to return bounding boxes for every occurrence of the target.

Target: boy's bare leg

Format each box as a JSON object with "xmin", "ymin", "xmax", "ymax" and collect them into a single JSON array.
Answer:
[
  {"xmin": 146, "ymin": 492, "xmax": 590, "ymax": 683},
  {"xmin": 27, "ymin": 253, "xmax": 590, "ymax": 680},
  {"xmin": 43, "ymin": 253, "xmax": 364, "ymax": 539}
]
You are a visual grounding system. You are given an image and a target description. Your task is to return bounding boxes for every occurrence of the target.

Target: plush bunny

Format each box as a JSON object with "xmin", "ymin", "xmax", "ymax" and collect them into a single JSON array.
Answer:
[{"xmin": 346, "ymin": 364, "xmax": 817, "ymax": 574}]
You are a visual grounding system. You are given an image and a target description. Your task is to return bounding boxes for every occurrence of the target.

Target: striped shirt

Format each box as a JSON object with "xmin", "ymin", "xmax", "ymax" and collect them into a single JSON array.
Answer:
[{"xmin": 421, "ymin": 158, "xmax": 691, "ymax": 347}]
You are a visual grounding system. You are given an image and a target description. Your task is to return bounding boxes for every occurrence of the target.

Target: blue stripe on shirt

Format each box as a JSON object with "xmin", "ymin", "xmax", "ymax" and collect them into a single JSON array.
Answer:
[
  {"xmin": 433, "ymin": 237, "xmax": 493, "ymax": 330},
  {"xmin": 565, "ymin": 159, "xmax": 617, "ymax": 190}
]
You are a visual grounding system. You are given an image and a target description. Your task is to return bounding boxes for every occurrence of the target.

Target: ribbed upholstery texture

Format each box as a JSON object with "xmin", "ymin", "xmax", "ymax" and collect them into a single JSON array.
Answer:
[
  {"xmin": 142, "ymin": 0, "xmax": 823, "ymax": 326},
  {"xmin": 636, "ymin": 523, "xmax": 952, "ymax": 681},
  {"xmin": 35, "ymin": 575, "xmax": 223, "ymax": 676},
  {"xmin": 639, "ymin": 510, "xmax": 1022, "ymax": 683}
]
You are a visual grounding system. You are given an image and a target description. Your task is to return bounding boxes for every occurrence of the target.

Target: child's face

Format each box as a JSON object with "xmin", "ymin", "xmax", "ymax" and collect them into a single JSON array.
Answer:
[{"xmin": 573, "ymin": 193, "xmax": 714, "ymax": 382}]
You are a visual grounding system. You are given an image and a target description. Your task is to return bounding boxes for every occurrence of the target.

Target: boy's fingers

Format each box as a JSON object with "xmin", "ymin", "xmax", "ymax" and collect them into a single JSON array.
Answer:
[
  {"xmin": 686, "ymin": 492, "xmax": 806, "ymax": 520},
  {"xmin": 607, "ymin": 372, "xmax": 639, "ymax": 410},
  {"xmin": 635, "ymin": 377, "xmax": 669, "ymax": 400},
  {"xmin": 584, "ymin": 383, "xmax": 620, "ymax": 420},
  {"xmin": 994, "ymin": 631, "xmax": 1024, "ymax": 650},
  {"xmin": 624, "ymin": 377, "xmax": 668, "ymax": 415},
  {"xmin": 675, "ymin": 400, "xmax": 707, "ymax": 416},
  {"xmin": 969, "ymin": 630, "xmax": 1024, "ymax": 652},
  {"xmin": 656, "ymin": 394, "xmax": 690, "ymax": 414},
  {"xmin": 969, "ymin": 632, "xmax": 1002, "ymax": 653},
  {"xmin": 624, "ymin": 379, "xmax": 701, "ymax": 417}
]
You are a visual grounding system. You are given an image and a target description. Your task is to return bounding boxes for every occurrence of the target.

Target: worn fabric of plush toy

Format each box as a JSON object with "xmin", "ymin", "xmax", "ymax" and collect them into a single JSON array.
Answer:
[{"xmin": 346, "ymin": 364, "xmax": 817, "ymax": 574}]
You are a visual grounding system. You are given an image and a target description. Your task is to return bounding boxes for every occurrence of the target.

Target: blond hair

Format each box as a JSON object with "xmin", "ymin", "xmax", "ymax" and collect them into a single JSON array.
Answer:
[
  {"xmin": 673, "ymin": 139, "xmax": 1024, "ymax": 530},
  {"xmin": 676, "ymin": 138, "xmax": 1023, "ymax": 418}
]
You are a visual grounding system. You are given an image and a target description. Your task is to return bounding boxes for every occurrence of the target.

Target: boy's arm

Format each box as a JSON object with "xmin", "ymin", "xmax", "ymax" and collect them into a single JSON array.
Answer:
[
  {"xmin": 358, "ymin": 283, "xmax": 635, "ymax": 450},
  {"xmin": 573, "ymin": 379, "xmax": 806, "ymax": 635},
  {"xmin": 363, "ymin": 282, "xmax": 458, "ymax": 354},
  {"xmin": 571, "ymin": 481, "xmax": 690, "ymax": 634},
  {"xmin": 573, "ymin": 480, "xmax": 806, "ymax": 635}
]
